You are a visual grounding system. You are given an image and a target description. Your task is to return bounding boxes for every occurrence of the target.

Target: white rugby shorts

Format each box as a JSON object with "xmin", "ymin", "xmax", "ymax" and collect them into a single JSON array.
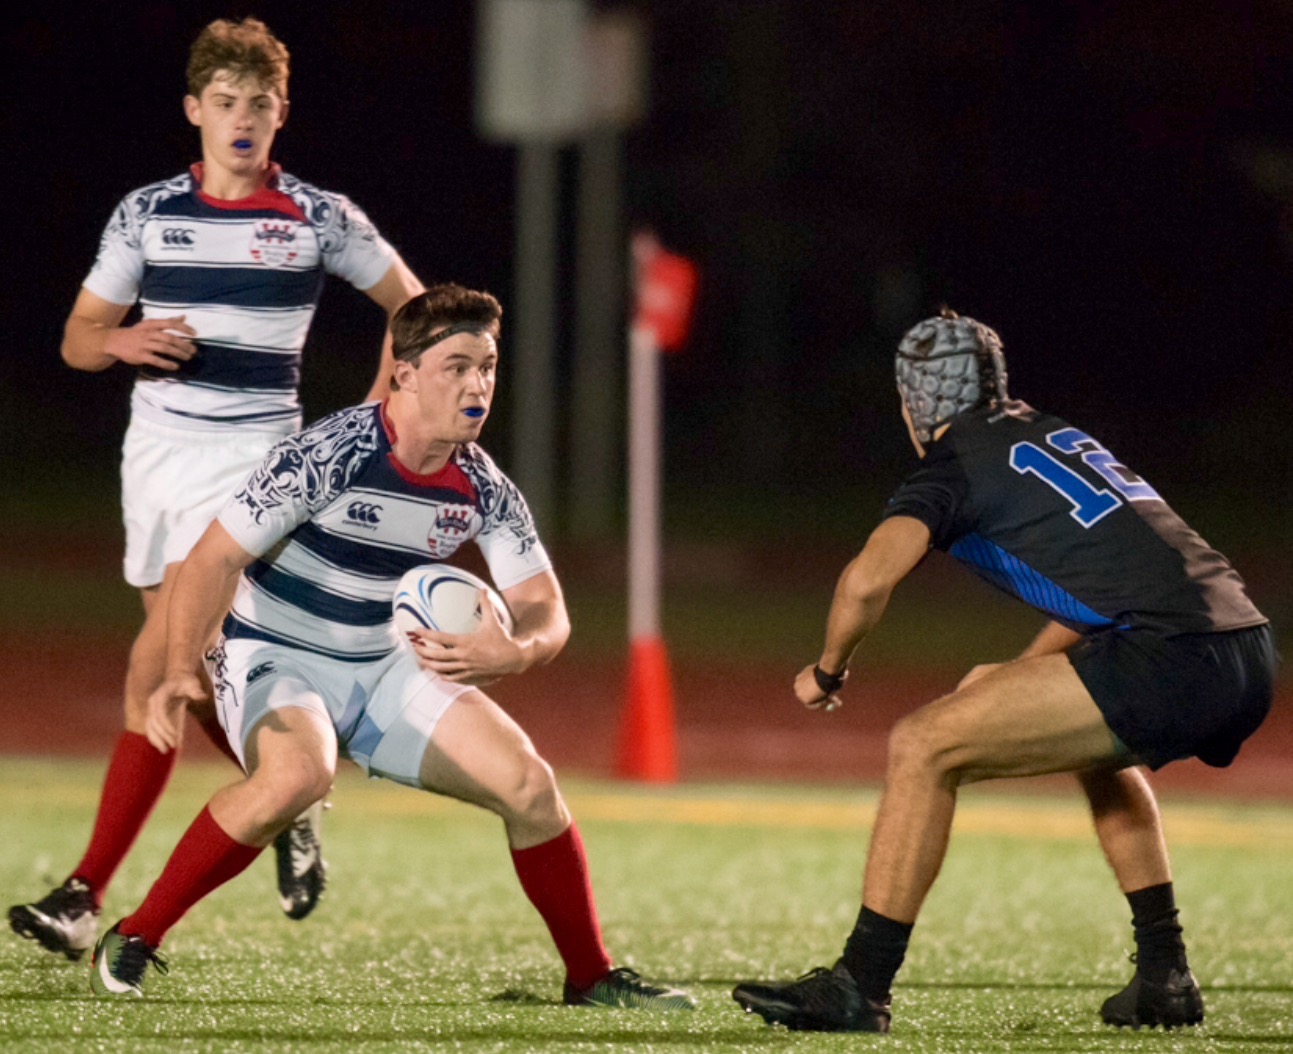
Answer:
[
  {"xmin": 211, "ymin": 638, "xmax": 472, "ymax": 788},
  {"xmin": 121, "ymin": 416, "xmax": 286, "ymax": 588}
]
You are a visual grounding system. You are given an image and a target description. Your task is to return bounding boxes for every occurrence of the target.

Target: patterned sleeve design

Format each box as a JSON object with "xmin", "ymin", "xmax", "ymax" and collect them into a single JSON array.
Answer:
[
  {"xmin": 458, "ymin": 445, "xmax": 552, "ymax": 589},
  {"xmin": 281, "ymin": 176, "xmax": 395, "ymax": 290},
  {"xmin": 83, "ymin": 176, "xmax": 187, "ymax": 303},
  {"xmin": 463, "ymin": 446, "xmax": 539, "ymax": 552},
  {"xmin": 222, "ymin": 405, "xmax": 379, "ymax": 553}
]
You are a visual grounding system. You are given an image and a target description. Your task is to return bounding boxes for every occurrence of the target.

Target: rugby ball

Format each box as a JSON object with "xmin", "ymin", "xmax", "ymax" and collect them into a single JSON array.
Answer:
[{"xmin": 392, "ymin": 564, "xmax": 513, "ymax": 636}]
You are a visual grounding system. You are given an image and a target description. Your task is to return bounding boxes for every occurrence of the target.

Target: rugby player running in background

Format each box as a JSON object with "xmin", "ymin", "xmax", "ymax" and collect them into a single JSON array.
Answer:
[
  {"xmin": 9, "ymin": 16, "xmax": 424, "ymax": 959},
  {"xmin": 87, "ymin": 285, "xmax": 695, "ymax": 1012},
  {"xmin": 733, "ymin": 309, "xmax": 1275, "ymax": 1034}
]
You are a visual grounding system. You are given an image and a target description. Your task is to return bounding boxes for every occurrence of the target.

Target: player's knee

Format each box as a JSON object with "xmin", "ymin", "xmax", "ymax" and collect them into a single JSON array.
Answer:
[
  {"xmin": 500, "ymin": 753, "xmax": 561, "ymax": 826},
  {"xmin": 249, "ymin": 755, "xmax": 332, "ymax": 824},
  {"xmin": 887, "ymin": 709, "xmax": 964, "ymax": 785}
]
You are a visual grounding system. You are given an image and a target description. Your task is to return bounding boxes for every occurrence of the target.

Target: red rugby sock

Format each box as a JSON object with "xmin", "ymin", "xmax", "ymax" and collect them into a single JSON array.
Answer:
[
  {"xmin": 72, "ymin": 731, "xmax": 177, "ymax": 905},
  {"xmin": 510, "ymin": 823, "xmax": 613, "ymax": 989},
  {"xmin": 119, "ymin": 806, "xmax": 262, "ymax": 947}
]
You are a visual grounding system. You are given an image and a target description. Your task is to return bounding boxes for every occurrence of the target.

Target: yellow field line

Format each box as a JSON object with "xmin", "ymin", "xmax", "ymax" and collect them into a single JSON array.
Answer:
[
  {"xmin": 2, "ymin": 761, "xmax": 1289, "ymax": 850},
  {"xmin": 556, "ymin": 792, "xmax": 1293, "ymax": 850}
]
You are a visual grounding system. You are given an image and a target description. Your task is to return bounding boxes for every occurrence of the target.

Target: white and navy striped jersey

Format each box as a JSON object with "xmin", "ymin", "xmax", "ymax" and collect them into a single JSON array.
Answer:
[
  {"xmin": 217, "ymin": 402, "xmax": 552, "ymax": 661},
  {"xmin": 84, "ymin": 164, "xmax": 396, "ymax": 433}
]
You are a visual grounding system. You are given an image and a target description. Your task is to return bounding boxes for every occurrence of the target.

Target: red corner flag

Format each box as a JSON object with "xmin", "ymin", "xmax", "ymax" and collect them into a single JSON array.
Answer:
[
  {"xmin": 616, "ymin": 231, "xmax": 699, "ymax": 783},
  {"xmin": 631, "ymin": 230, "xmax": 699, "ymax": 352}
]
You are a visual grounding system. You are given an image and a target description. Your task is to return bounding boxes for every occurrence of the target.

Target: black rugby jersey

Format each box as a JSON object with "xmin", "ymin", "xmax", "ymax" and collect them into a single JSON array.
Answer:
[{"xmin": 882, "ymin": 402, "xmax": 1266, "ymax": 636}]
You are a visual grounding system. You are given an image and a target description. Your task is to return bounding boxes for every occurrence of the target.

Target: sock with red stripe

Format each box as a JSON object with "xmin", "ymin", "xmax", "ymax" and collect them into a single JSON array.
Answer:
[
  {"xmin": 118, "ymin": 806, "xmax": 263, "ymax": 947},
  {"xmin": 510, "ymin": 824, "xmax": 613, "ymax": 989},
  {"xmin": 72, "ymin": 731, "xmax": 178, "ymax": 906}
]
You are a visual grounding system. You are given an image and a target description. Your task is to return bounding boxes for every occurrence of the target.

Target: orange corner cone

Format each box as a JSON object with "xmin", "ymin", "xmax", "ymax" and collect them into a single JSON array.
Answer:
[{"xmin": 615, "ymin": 635, "xmax": 678, "ymax": 782}]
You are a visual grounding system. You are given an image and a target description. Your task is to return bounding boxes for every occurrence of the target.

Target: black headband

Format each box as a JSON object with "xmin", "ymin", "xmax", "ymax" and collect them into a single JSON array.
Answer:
[{"xmin": 395, "ymin": 322, "xmax": 494, "ymax": 363}]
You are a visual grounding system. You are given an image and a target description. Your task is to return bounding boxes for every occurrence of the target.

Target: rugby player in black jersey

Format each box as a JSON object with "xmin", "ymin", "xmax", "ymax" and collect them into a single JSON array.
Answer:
[{"xmin": 733, "ymin": 309, "xmax": 1276, "ymax": 1034}]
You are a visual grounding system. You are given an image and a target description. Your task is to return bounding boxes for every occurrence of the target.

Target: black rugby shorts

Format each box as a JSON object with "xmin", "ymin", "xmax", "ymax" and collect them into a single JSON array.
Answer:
[{"xmin": 1068, "ymin": 624, "xmax": 1277, "ymax": 770}]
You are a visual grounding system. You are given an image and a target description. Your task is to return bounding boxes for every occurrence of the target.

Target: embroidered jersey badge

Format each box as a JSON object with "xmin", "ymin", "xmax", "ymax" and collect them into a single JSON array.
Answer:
[{"xmin": 249, "ymin": 220, "xmax": 299, "ymax": 268}]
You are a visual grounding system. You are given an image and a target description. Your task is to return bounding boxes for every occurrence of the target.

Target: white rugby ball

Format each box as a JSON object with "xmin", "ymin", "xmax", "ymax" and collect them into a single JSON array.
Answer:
[{"xmin": 392, "ymin": 564, "xmax": 513, "ymax": 637}]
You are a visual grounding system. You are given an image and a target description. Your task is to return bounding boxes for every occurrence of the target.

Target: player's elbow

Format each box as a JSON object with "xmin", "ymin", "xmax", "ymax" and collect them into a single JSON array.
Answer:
[
  {"xmin": 60, "ymin": 334, "xmax": 94, "ymax": 371},
  {"xmin": 838, "ymin": 563, "xmax": 897, "ymax": 610},
  {"xmin": 537, "ymin": 608, "xmax": 571, "ymax": 665},
  {"xmin": 61, "ymin": 320, "xmax": 109, "ymax": 372}
]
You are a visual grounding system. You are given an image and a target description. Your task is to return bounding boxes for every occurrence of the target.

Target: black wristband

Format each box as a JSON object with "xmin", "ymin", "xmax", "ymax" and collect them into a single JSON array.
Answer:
[{"xmin": 813, "ymin": 664, "xmax": 846, "ymax": 695}]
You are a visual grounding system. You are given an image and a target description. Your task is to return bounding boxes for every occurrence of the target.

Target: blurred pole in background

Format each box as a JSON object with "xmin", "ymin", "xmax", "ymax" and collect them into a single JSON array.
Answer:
[
  {"xmin": 475, "ymin": 0, "xmax": 590, "ymax": 533},
  {"xmin": 571, "ymin": 10, "xmax": 648, "ymax": 539},
  {"xmin": 617, "ymin": 233, "xmax": 698, "ymax": 783},
  {"xmin": 514, "ymin": 144, "xmax": 559, "ymax": 530}
]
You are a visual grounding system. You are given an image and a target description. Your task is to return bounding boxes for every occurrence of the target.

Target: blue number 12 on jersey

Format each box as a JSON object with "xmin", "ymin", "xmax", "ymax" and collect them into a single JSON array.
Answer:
[{"xmin": 1010, "ymin": 428, "xmax": 1160, "ymax": 527}]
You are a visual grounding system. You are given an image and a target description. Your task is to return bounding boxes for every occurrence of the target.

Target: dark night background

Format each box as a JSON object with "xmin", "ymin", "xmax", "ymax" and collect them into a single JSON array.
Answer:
[{"xmin": 3, "ymin": 1, "xmax": 1290, "ymax": 566}]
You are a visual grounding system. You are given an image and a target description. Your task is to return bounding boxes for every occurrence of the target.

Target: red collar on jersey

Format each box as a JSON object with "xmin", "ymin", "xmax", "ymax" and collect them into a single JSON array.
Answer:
[
  {"xmin": 190, "ymin": 162, "xmax": 307, "ymax": 222},
  {"xmin": 379, "ymin": 401, "xmax": 478, "ymax": 498}
]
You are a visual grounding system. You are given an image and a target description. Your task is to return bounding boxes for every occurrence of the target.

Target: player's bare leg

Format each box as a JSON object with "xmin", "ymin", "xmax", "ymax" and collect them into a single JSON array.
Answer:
[
  {"xmin": 736, "ymin": 656, "xmax": 1118, "ymax": 1033},
  {"xmin": 418, "ymin": 690, "xmax": 569, "ymax": 848},
  {"xmin": 1078, "ymin": 766, "xmax": 1201, "ymax": 1028},
  {"xmin": 9, "ymin": 567, "xmax": 181, "ymax": 960},
  {"xmin": 92, "ymin": 708, "xmax": 336, "ymax": 997},
  {"xmin": 863, "ymin": 655, "xmax": 1116, "ymax": 921},
  {"xmin": 138, "ymin": 566, "xmax": 328, "ymax": 920},
  {"xmin": 418, "ymin": 693, "xmax": 694, "ymax": 1009},
  {"xmin": 1080, "ymin": 766, "xmax": 1170, "ymax": 895},
  {"xmin": 211, "ymin": 706, "xmax": 338, "ymax": 847}
]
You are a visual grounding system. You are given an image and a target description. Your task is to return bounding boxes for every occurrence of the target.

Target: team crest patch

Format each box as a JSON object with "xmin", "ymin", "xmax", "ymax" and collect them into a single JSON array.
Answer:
[
  {"xmin": 249, "ymin": 220, "xmax": 299, "ymax": 268},
  {"xmin": 426, "ymin": 505, "xmax": 480, "ymax": 557}
]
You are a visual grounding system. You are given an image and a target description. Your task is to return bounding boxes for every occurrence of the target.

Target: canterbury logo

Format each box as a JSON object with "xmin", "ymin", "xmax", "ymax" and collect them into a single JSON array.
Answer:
[
  {"xmin": 161, "ymin": 228, "xmax": 195, "ymax": 246},
  {"xmin": 246, "ymin": 661, "xmax": 276, "ymax": 685},
  {"xmin": 347, "ymin": 501, "xmax": 382, "ymax": 525}
]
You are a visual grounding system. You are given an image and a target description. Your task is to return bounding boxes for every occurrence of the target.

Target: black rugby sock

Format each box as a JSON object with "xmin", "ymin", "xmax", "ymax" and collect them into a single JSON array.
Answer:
[
  {"xmin": 841, "ymin": 905, "xmax": 913, "ymax": 1001},
  {"xmin": 1127, "ymin": 882, "xmax": 1188, "ymax": 981}
]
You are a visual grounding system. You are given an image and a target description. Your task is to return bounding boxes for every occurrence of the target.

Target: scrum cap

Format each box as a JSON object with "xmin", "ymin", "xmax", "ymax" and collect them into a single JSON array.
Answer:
[{"xmin": 895, "ymin": 310, "xmax": 1008, "ymax": 442}]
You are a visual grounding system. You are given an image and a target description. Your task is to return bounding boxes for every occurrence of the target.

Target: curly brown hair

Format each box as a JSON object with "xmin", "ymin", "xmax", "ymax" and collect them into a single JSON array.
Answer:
[{"xmin": 187, "ymin": 17, "xmax": 290, "ymax": 99}]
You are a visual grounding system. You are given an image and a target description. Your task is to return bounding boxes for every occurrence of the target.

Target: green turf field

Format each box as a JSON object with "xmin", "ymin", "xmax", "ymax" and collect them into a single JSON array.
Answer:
[{"xmin": 1, "ymin": 758, "xmax": 1290, "ymax": 1052}]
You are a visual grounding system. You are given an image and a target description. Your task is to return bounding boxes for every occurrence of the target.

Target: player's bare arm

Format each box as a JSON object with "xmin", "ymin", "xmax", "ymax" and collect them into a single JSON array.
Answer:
[
  {"xmin": 62, "ymin": 288, "xmax": 197, "ymax": 373},
  {"xmin": 409, "ymin": 570, "xmax": 571, "ymax": 686},
  {"xmin": 146, "ymin": 521, "xmax": 255, "ymax": 752},
  {"xmin": 795, "ymin": 515, "xmax": 931, "ymax": 709},
  {"xmin": 360, "ymin": 257, "xmax": 426, "ymax": 402}
]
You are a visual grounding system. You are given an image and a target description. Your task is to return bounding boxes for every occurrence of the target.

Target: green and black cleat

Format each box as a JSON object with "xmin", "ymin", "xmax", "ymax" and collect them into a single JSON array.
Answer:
[
  {"xmin": 564, "ymin": 967, "xmax": 696, "ymax": 1010},
  {"xmin": 90, "ymin": 922, "xmax": 168, "ymax": 997}
]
